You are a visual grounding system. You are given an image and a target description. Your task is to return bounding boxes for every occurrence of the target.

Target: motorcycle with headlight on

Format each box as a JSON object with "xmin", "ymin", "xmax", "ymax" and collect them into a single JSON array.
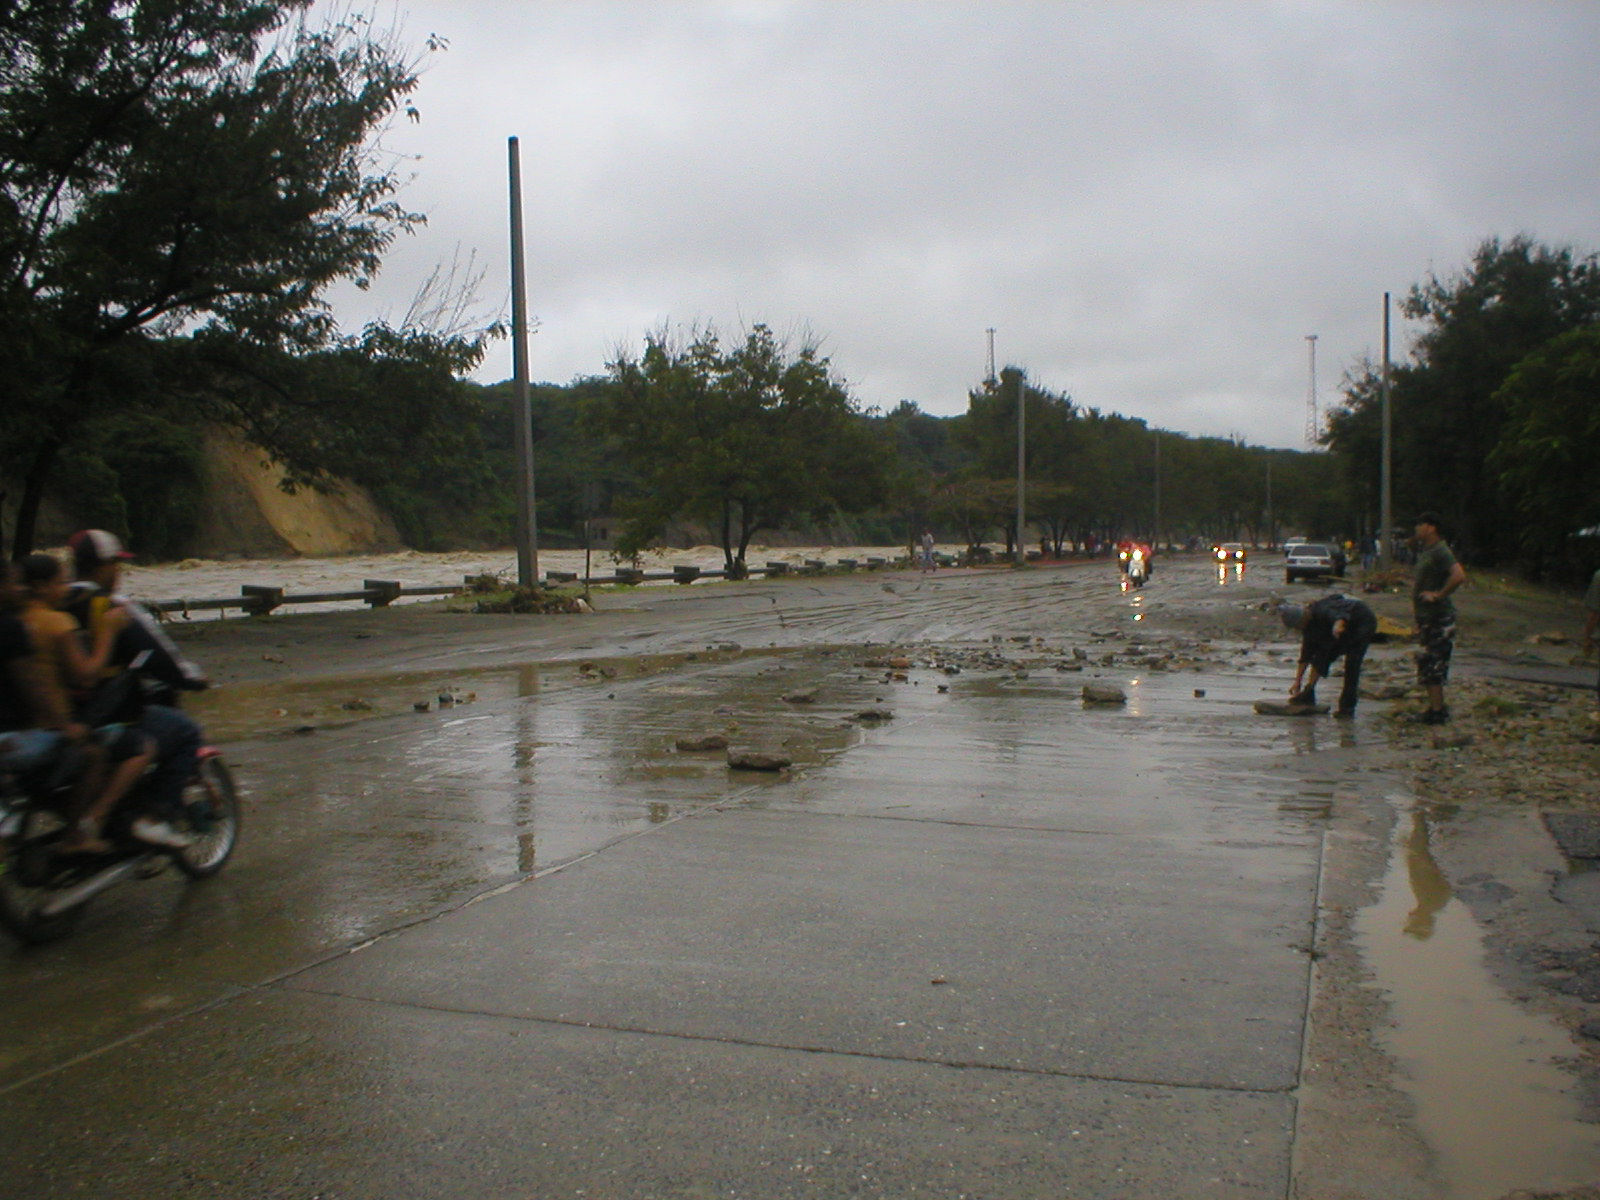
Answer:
[{"xmin": 1123, "ymin": 545, "xmax": 1150, "ymax": 588}]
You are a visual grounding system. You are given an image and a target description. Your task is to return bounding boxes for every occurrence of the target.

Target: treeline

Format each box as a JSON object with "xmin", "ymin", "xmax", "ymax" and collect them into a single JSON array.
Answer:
[
  {"xmin": 14, "ymin": 326, "xmax": 1351, "ymax": 566},
  {"xmin": 1323, "ymin": 235, "xmax": 1600, "ymax": 582},
  {"xmin": 340, "ymin": 328, "xmax": 1351, "ymax": 570}
]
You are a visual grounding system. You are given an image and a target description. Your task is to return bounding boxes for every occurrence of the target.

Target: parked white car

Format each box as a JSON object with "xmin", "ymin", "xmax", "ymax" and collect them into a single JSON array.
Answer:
[{"xmin": 1285, "ymin": 542, "xmax": 1340, "ymax": 583}]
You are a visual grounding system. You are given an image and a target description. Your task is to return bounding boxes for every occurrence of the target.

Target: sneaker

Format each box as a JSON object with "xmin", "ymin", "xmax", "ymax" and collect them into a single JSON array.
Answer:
[{"xmin": 130, "ymin": 816, "xmax": 196, "ymax": 849}]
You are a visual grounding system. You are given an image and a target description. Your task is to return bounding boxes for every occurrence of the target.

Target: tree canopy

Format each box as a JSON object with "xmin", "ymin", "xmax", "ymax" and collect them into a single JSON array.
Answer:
[
  {"xmin": 597, "ymin": 325, "xmax": 889, "ymax": 573},
  {"xmin": 0, "ymin": 1, "xmax": 487, "ymax": 557},
  {"xmin": 1323, "ymin": 235, "xmax": 1600, "ymax": 576}
]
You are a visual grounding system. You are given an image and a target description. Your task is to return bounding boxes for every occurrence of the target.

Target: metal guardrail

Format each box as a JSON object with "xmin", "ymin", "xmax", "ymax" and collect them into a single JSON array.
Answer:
[
  {"xmin": 148, "ymin": 579, "xmax": 462, "ymax": 618},
  {"xmin": 147, "ymin": 557, "xmax": 921, "ymax": 618}
]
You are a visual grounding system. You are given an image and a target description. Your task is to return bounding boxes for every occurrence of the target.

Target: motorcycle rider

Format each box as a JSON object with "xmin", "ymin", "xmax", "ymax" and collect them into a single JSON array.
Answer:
[
  {"xmin": 0, "ymin": 561, "xmax": 94, "ymax": 788},
  {"xmin": 64, "ymin": 530, "xmax": 207, "ymax": 848},
  {"xmin": 16, "ymin": 553, "xmax": 155, "ymax": 852}
]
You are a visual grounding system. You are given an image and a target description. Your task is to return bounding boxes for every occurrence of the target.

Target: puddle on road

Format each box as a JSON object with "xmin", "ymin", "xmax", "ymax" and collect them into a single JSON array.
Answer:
[{"xmin": 1357, "ymin": 804, "xmax": 1600, "ymax": 1198}]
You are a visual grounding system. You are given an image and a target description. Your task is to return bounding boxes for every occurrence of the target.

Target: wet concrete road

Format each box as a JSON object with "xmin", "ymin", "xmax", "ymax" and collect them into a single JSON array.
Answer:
[{"xmin": 0, "ymin": 558, "xmax": 1585, "ymax": 1196}]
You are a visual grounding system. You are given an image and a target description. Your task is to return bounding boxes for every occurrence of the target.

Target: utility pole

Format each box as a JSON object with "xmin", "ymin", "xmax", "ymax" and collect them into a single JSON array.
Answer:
[
  {"xmin": 1380, "ymin": 293, "xmax": 1393, "ymax": 568},
  {"xmin": 1265, "ymin": 457, "xmax": 1274, "ymax": 548},
  {"xmin": 986, "ymin": 328, "xmax": 997, "ymax": 385},
  {"xmin": 1305, "ymin": 333, "xmax": 1319, "ymax": 447},
  {"xmin": 508, "ymin": 136, "xmax": 538, "ymax": 586},
  {"xmin": 1152, "ymin": 432, "xmax": 1161, "ymax": 549},
  {"xmin": 1015, "ymin": 368, "xmax": 1026, "ymax": 566}
]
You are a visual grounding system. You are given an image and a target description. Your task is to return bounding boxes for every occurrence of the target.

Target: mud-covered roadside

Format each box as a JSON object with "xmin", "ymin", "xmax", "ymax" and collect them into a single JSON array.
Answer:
[{"xmin": 1362, "ymin": 574, "xmax": 1600, "ymax": 1066}]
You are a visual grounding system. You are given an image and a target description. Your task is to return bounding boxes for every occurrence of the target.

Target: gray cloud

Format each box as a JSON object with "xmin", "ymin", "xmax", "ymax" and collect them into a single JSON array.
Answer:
[{"xmin": 340, "ymin": 0, "xmax": 1600, "ymax": 447}]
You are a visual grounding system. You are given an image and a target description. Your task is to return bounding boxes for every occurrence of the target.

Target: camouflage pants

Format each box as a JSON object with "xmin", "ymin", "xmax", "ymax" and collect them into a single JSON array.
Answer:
[{"xmin": 1415, "ymin": 616, "xmax": 1456, "ymax": 686}]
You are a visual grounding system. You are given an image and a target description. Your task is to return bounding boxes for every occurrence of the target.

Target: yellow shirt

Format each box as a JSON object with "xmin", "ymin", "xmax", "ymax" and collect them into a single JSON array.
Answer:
[{"xmin": 19, "ymin": 602, "xmax": 78, "ymax": 728}]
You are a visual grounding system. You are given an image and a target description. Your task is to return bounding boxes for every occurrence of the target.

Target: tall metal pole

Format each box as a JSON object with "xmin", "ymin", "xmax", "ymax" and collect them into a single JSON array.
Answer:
[
  {"xmin": 1305, "ymin": 333, "xmax": 1319, "ymax": 447},
  {"xmin": 1265, "ymin": 457, "xmax": 1274, "ymax": 548},
  {"xmin": 1380, "ymin": 292, "xmax": 1393, "ymax": 569},
  {"xmin": 986, "ymin": 328, "xmax": 997, "ymax": 385},
  {"xmin": 1015, "ymin": 368, "xmax": 1026, "ymax": 566},
  {"xmin": 1152, "ymin": 432, "xmax": 1161, "ymax": 548},
  {"xmin": 508, "ymin": 136, "xmax": 538, "ymax": 585}
]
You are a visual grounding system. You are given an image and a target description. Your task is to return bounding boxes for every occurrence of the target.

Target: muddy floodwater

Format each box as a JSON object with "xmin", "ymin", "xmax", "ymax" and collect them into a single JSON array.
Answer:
[{"xmin": 3, "ymin": 555, "xmax": 1597, "ymax": 1198}]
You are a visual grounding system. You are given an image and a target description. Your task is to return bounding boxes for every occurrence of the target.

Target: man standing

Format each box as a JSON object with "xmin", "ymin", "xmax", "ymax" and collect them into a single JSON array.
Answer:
[
  {"xmin": 1411, "ymin": 511, "xmax": 1468, "ymax": 724},
  {"xmin": 1281, "ymin": 594, "xmax": 1379, "ymax": 717}
]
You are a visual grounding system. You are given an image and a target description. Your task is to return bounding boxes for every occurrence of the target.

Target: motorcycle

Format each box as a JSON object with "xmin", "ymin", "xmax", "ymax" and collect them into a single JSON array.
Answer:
[
  {"xmin": 1124, "ymin": 546, "xmax": 1150, "ymax": 587},
  {"xmin": 0, "ymin": 628, "xmax": 240, "ymax": 945}
]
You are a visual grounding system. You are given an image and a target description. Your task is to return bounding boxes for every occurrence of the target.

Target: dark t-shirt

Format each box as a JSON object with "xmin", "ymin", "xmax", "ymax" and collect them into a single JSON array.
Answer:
[
  {"xmin": 1413, "ymin": 541, "xmax": 1459, "ymax": 624},
  {"xmin": 0, "ymin": 612, "xmax": 34, "ymax": 731}
]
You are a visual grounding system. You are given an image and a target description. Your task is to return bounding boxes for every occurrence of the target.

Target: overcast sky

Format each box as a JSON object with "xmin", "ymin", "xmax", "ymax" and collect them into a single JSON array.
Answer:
[{"xmin": 330, "ymin": 1, "xmax": 1600, "ymax": 449}]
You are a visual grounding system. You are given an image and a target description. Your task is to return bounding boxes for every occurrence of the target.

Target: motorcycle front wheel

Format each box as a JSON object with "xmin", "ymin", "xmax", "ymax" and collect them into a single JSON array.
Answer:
[
  {"xmin": 174, "ymin": 755, "xmax": 240, "ymax": 880},
  {"xmin": 0, "ymin": 810, "xmax": 85, "ymax": 944}
]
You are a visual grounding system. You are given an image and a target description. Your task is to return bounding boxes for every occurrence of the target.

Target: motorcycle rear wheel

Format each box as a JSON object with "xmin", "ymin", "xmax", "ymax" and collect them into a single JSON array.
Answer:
[
  {"xmin": 174, "ymin": 756, "xmax": 240, "ymax": 880},
  {"xmin": 0, "ymin": 810, "xmax": 85, "ymax": 944}
]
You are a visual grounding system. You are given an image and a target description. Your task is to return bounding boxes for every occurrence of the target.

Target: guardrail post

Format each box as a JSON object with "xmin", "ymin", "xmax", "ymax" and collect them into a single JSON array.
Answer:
[
  {"xmin": 241, "ymin": 585, "xmax": 283, "ymax": 615},
  {"xmin": 672, "ymin": 565, "xmax": 701, "ymax": 584},
  {"xmin": 765, "ymin": 561, "xmax": 789, "ymax": 577},
  {"xmin": 363, "ymin": 579, "xmax": 402, "ymax": 607}
]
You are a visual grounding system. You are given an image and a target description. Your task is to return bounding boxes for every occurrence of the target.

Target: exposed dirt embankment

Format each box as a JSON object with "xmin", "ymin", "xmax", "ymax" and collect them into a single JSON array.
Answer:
[{"xmin": 189, "ymin": 428, "xmax": 401, "ymax": 559}]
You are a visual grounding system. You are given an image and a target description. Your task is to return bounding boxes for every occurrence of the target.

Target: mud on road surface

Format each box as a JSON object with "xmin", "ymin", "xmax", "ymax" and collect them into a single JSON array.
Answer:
[{"xmin": 5, "ymin": 554, "xmax": 1599, "ymax": 1198}]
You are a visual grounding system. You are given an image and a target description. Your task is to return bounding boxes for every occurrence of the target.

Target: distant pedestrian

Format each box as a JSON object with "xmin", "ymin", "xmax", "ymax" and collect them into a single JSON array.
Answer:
[
  {"xmin": 1410, "ymin": 511, "xmax": 1467, "ymax": 724},
  {"xmin": 919, "ymin": 530, "xmax": 936, "ymax": 573},
  {"xmin": 1360, "ymin": 536, "xmax": 1377, "ymax": 572},
  {"xmin": 1280, "ymin": 594, "xmax": 1378, "ymax": 717}
]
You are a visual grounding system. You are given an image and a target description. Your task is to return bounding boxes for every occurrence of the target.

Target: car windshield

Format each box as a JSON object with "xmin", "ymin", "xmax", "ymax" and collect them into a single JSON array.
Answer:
[{"xmin": 1296, "ymin": 543, "xmax": 1331, "ymax": 555}]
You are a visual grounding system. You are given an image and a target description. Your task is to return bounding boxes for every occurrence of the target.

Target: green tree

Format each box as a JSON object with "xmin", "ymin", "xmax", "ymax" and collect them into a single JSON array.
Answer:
[
  {"xmin": 600, "ymin": 325, "xmax": 888, "ymax": 573},
  {"xmin": 0, "ymin": 1, "xmax": 475, "ymax": 556},
  {"xmin": 1488, "ymin": 324, "xmax": 1600, "ymax": 577},
  {"xmin": 1325, "ymin": 237, "xmax": 1600, "ymax": 563}
]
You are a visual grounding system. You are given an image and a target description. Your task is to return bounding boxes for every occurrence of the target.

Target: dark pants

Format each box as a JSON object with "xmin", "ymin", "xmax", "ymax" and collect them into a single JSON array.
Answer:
[{"xmin": 136, "ymin": 704, "xmax": 201, "ymax": 820}]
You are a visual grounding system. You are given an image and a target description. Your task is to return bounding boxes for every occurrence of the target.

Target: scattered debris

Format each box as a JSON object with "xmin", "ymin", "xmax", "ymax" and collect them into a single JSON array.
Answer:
[
  {"xmin": 676, "ymin": 734, "xmax": 730, "ymax": 752},
  {"xmin": 1253, "ymin": 699, "xmax": 1328, "ymax": 716},
  {"xmin": 727, "ymin": 748, "xmax": 791, "ymax": 771},
  {"xmin": 1082, "ymin": 684, "xmax": 1127, "ymax": 706}
]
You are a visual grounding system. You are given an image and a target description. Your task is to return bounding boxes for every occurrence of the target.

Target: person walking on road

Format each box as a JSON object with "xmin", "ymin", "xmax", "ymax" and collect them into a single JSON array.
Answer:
[
  {"xmin": 919, "ymin": 530, "xmax": 936, "ymax": 573},
  {"xmin": 1280, "ymin": 594, "xmax": 1379, "ymax": 717},
  {"xmin": 1411, "ymin": 511, "xmax": 1467, "ymax": 724}
]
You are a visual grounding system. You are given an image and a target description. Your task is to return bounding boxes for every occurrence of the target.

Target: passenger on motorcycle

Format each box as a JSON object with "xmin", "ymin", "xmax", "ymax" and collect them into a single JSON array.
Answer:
[
  {"xmin": 16, "ymin": 553, "xmax": 155, "ymax": 853},
  {"xmin": 65, "ymin": 530, "xmax": 208, "ymax": 847},
  {"xmin": 0, "ymin": 561, "xmax": 84, "ymax": 779}
]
